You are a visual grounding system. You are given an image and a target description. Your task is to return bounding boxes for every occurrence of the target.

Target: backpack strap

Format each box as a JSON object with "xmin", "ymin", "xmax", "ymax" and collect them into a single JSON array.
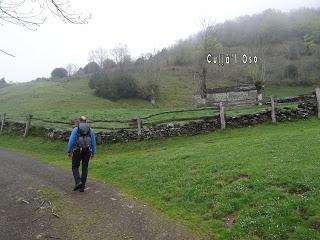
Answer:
[{"xmin": 74, "ymin": 126, "xmax": 81, "ymax": 149}]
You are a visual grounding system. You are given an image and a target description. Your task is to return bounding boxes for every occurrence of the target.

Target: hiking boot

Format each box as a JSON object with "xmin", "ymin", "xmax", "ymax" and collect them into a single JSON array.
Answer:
[
  {"xmin": 79, "ymin": 186, "xmax": 85, "ymax": 192},
  {"xmin": 73, "ymin": 182, "xmax": 83, "ymax": 191}
]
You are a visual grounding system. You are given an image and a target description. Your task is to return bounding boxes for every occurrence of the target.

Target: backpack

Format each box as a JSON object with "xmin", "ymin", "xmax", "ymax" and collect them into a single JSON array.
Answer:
[{"xmin": 76, "ymin": 123, "xmax": 91, "ymax": 150}]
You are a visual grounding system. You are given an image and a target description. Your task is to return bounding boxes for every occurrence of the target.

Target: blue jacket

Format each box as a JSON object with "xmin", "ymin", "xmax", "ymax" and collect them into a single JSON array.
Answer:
[{"xmin": 67, "ymin": 127, "xmax": 96, "ymax": 155}]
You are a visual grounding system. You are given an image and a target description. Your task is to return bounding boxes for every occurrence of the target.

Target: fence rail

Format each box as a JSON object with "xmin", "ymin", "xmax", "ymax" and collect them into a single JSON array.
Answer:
[
  {"xmin": 1, "ymin": 89, "xmax": 319, "ymax": 138},
  {"xmin": 140, "ymin": 106, "xmax": 219, "ymax": 120}
]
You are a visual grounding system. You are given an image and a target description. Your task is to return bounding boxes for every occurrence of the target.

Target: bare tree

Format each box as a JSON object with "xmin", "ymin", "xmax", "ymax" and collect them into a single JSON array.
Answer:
[
  {"xmin": 0, "ymin": 0, "xmax": 90, "ymax": 57},
  {"xmin": 65, "ymin": 63, "xmax": 78, "ymax": 76},
  {"xmin": 88, "ymin": 47, "xmax": 108, "ymax": 68},
  {"xmin": 136, "ymin": 52, "xmax": 162, "ymax": 105},
  {"xmin": 195, "ymin": 18, "xmax": 220, "ymax": 98},
  {"xmin": 255, "ymin": 29, "xmax": 268, "ymax": 85},
  {"xmin": 111, "ymin": 43, "xmax": 131, "ymax": 70}
]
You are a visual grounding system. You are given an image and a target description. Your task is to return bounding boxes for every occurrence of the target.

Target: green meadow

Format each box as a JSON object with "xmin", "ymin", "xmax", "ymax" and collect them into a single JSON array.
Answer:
[{"xmin": 1, "ymin": 118, "xmax": 320, "ymax": 239}]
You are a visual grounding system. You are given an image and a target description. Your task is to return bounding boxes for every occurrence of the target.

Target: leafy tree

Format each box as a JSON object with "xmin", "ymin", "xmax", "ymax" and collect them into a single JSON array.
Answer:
[
  {"xmin": 0, "ymin": 77, "xmax": 9, "ymax": 88},
  {"xmin": 51, "ymin": 67, "xmax": 68, "ymax": 78},
  {"xmin": 284, "ymin": 64, "xmax": 298, "ymax": 80},
  {"xmin": 135, "ymin": 57, "xmax": 145, "ymax": 66},
  {"xmin": 304, "ymin": 34, "xmax": 316, "ymax": 55},
  {"xmin": 259, "ymin": 9, "xmax": 289, "ymax": 44},
  {"xmin": 171, "ymin": 39, "xmax": 195, "ymax": 66},
  {"xmin": 102, "ymin": 59, "xmax": 117, "ymax": 70},
  {"xmin": 84, "ymin": 62, "xmax": 102, "ymax": 74}
]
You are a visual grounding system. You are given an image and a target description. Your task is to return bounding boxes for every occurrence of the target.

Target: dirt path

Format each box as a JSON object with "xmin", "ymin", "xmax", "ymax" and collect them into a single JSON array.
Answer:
[{"xmin": 0, "ymin": 149, "xmax": 197, "ymax": 240}]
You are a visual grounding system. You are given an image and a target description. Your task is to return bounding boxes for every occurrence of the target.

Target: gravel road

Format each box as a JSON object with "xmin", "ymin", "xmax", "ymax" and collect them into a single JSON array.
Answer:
[{"xmin": 0, "ymin": 149, "xmax": 197, "ymax": 240}]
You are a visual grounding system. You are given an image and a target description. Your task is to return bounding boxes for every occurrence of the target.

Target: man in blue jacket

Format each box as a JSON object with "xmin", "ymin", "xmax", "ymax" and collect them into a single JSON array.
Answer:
[{"xmin": 67, "ymin": 116, "xmax": 96, "ymax": 192}]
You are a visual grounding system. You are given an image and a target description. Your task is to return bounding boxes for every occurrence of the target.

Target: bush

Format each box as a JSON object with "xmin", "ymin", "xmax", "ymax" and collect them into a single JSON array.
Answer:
[
  {"xmin": 254, "ymin": 80, "xmax": 264, "ymax": 92},
  {"xmin": 51, "ymin": 68, "xmax": 68, "ymax": 78},
  {"xmin": 88, "ymin": 70, "xmax": 104, "ymax": 89},
  {"xmin": 89, "ymin": 71, "xmax": 139, "ymax": 100},
  {"xmin": 112, "ymin": 72, "xmax": 139, "ymax": 99},
  {"xmin": 138, "ymin": 80, "xmax": 159, "ymax": 101},
  {"xmin": 92, "ymin": 72, "xmax": 114, "ymax": 98}
]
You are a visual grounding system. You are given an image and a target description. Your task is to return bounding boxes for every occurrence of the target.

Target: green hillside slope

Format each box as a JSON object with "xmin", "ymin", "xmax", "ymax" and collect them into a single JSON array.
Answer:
[{"xmin": 0, "ymin": 71, "xmax": 316, "ymax": 122}]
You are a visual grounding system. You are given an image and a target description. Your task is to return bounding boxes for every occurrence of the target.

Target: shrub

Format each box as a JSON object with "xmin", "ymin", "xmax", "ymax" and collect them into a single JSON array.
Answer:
[
  {"xmin": 89, "ymin": 71, "xmax": 139, "ymax": 100},
  {"xmin": 111, "ymin": 71, "xmax": 138, "ymax": 99},
  {"xmin": 138, "ymin": 80, "xmax": 159, "ymax": 101}
]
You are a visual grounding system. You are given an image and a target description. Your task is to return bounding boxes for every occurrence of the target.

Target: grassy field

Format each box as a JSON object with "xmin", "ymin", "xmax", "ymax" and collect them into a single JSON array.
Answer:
[
  {"xmin": 1, "ymin": 118, "xmax": 320, "ymax": 239},
  {"xmin": 0, "ymin": 72, "xmax": 316, "ymax": 119},
  {"xmin": 0, "ymin": 72, "xmax": 316, "ymax": 131}
]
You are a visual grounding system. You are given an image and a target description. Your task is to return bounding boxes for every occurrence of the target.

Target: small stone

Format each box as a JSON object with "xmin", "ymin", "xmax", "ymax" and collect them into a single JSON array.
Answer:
[{"xmin": 36, "ymin": 234, "xmax": 43, "ymax": 239}]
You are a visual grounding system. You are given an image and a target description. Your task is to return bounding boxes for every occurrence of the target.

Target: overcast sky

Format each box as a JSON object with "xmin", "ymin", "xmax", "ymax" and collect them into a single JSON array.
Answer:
[{"xmin": 1, "ymin": 0, "xmax": 319, "ymax": 83}]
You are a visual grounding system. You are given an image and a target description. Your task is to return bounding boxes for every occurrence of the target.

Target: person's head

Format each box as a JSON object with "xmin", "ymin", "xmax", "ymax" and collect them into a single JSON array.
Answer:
[{"xmin": 79, "ymin": 116, "xmax": 87, "ymax": 123}]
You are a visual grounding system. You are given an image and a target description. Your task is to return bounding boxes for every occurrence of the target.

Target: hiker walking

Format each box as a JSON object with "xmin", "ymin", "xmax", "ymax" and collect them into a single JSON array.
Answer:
[{"xmin": 67, "ymin": 116, "xmax": 96, "ymax": 192}]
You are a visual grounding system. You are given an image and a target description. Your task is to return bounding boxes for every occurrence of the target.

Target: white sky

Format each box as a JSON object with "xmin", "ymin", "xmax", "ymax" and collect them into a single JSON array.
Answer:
[{"xmin": 1, "ymin": 0, "xmax": 319, "ymax": 82}]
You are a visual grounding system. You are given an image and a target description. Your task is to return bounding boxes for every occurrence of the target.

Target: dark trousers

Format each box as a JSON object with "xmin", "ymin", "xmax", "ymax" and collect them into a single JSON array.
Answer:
[{"xmin": 72, "ymin": 149, "xmax": 91, "ymax": 186}]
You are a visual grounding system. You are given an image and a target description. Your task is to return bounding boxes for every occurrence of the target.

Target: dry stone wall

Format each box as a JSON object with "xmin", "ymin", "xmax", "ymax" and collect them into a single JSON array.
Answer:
[{"xmin": 1, "ymin": 96, "xmax": 317, "ymax": 145}]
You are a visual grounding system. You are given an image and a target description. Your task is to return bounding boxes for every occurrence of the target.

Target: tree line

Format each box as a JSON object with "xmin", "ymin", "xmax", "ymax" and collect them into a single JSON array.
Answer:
[
  {"xmin": 49, "ymin": 7, "xmax": 320, "ymax": 102},
  {"xmin": 50, "ymin": 44, "xmax": 161, "ymax": 104}
]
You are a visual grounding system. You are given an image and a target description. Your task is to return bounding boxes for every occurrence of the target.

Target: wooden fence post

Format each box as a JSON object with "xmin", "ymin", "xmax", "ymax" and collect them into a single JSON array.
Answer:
[
  {"xmin": 0, "ymin": 113, "xmax": 6, "ymax": 135},
  {"xmin": 23, "ymin": 114, "xmax": 32, "ymax": 137},
  {"xmin": 219, "ymin": 102, "xmax": 226, "ymax": 130},
  {"xmin": 270, "ymin": 96, "xmax": 276, "ymax": 123},
  {"xmin": 137, "ymin": 116, "xmax": 142, "ymax": 137},
  {"xmin": 316, "ymin": 88, "xmax": 320, "ymax": 119}
]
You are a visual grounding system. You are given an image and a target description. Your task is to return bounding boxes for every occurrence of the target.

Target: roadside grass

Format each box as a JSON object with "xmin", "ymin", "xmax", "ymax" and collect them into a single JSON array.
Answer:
[{"xmin": 1, "ymin": 118, "xmax": 320, "ymax": 239}]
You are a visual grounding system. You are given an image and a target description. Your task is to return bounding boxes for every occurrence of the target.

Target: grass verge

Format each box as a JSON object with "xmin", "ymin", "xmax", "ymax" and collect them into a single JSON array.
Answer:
[{"xmin": 1, "ymin": 118, "xmax": 320, "ymax": 239}]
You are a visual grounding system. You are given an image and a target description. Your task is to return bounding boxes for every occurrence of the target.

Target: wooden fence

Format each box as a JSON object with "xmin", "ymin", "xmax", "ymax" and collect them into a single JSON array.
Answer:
[{"xmin": 1, "ymin": 88, "xmax": 320, "ymax": 138}]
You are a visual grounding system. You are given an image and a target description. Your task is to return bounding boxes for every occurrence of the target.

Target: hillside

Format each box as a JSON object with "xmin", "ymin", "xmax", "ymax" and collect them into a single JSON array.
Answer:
[
  {"xmin": 162, "ymin": 8, "xmax": 320, "ymax": 86},
  {"xmin": 0, "ymin": 70, "xmax": 194, "ymax": 120},
  {"xmin": 1, "ymin": 8, "xmax": 320, "ymax": 121},
  {"xmin": 0, "ymin": 69, "xmax": 317, "ymax": 122}
]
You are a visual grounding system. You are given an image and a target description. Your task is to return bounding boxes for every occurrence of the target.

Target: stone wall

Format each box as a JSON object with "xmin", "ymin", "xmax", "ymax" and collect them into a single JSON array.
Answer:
[
  {"xmin": 206, "ymin": 89, "xmax": 258, "ymax": 106},
  {"xmin": 193, "ymin": 85, "xmax": 261, "ymax": 106},
  {"xmin": 1, "ymin": 97, "xmax": 317, "ymax": 145}
]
